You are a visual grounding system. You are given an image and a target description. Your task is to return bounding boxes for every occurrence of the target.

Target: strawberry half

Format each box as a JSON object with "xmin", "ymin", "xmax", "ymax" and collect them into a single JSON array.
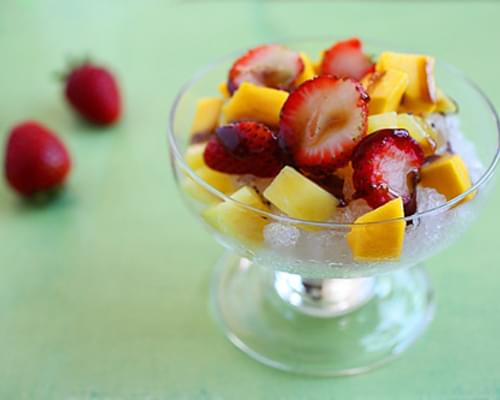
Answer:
[
  {"xmin": 351, "ymin": 129, "xmax": 425, "ymax": 212},
  {"xmin": 227, "ymin": 44, "xmax": 304, "ymax": 94},
  {"xmin": 321, "ymin": 38, "xmax": 374, "ymax": 81},
  {"xmin": 4, "ymin": 121, "xmax": 71, "ymax": 197},
  {"xmin": 203, "ymin": 121, "xmax": 284, "ymax": 178},
  {"xmin": 278, "ymin": 76, "xmax": 368, "ymax": 176}
]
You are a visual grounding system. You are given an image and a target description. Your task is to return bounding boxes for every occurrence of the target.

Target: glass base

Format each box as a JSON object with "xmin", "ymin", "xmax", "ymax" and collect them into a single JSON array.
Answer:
[{"xmin": 210, "ymin": 253, "xmax": 435, "ymax": 376}]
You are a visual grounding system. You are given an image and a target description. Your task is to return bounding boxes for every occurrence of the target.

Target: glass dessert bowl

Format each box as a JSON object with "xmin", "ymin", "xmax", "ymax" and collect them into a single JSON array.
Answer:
[{"xmin": 168, "ymin": 38, "xmax": 499, "ymax": 376}]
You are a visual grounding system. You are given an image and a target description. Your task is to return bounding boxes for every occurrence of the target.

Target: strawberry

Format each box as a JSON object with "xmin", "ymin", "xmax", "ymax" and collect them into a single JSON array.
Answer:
[
  {"xmin": 227, "ymin": 44, "xmax": 304, "ymax": 94},
  {"xmin": 4, "ymin": 121, "xmax": 71, "ymax": 197},
  {"xmin": 321, "ymin": 38, "xmax": 374, "ymax": 81},
  {"xmin": 203, "ymin": 121, "xmax": 284, "ymax": 177},
  {"xmin": 351, "ymin": 129, "xmax": 425, "ymax": 212},
  {"xmin": 64, "ymin": 62, "xmax": 121, "ymax": 125},
  {"xmin": 278, "ymin": 76, "xmax": 368, "ymax": 177}
]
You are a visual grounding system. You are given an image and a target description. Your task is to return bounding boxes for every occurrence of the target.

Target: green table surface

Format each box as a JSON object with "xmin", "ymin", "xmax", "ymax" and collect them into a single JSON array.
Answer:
[{"xmin": 1, "ymin": 1, "xmax": 500, "ymax": 398}]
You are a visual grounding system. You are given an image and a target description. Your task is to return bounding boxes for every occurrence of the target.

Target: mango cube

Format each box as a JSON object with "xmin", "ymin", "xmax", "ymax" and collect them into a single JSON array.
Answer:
[
  {"xmin": 263, "ymin": 166, "xmax": 338, "ymax": 222},
  {"xmin": 414, "ymin": 115, "xmax": 447, "ymax": 152},
  {"xmin": 419, "ymin": 154, "xmax": 474, "ymax": 203},
  {"xmin": 195, "ymin": 166, "xmax": 236, "ymax": 194},
  {"xmin": 346, "ymin": 197, "xmax": 406, "ymax": 261},
  {"xmin": 202, "ymin": 186, "xmax": 270, "ymax": 246},
  {"xmin": 366, "ymin": 112, "xmax": 439, "ymax": 155},
  {"xmin": 223, "ymin": 82, "xmax": 288, "ymax": 127},
  {"xmin": 377, "ymin": 52, "xmax": 437, "ymax": 114},
  {"xmin": 295, "ymin": 52, "xmax": 316, "ymax": 86},
  {"xmin": 367, "ymin": 112, "xmax": 398, "ymax": 134},
  {"xmin": 182, "ymin": 166, "xmax": 237, "ymax": 205},
  {"xmin": 365, "ymin": 69, "xmax": 409, "ymax": 115},
  {"xmin": 312, "ymin": 51, "xmax": 325, "ymax": 75},
  {"xmin": 191, "ymin": 97, "xmax": 224, "ymax": 135},
  {"xmin": 218, "ymin": 81, "xmax": 230, "ymax": 98},
  {"xmin": 435, "ymin": 88, "xmax": 457, "ymax": 114},
  {"xmin": 396, "ymin": 113, "xmax": 436, "ymax": 156},
  {"xmin": 182, "ymin": 178, "xmax": 216, "ymax": 205},
  {"xmin": 184, "ymin": 143, "xmax": 207, "ymax": 170}
]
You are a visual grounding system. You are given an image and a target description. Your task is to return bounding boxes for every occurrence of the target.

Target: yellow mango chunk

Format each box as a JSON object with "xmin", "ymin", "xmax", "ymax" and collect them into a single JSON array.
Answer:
[
  {"xmin": 377, "ymin": 52, "xmax": 437, "ymax": 114},
  {"xmin": 397, "ymin": 101, "xmax": 435, "ymax": 114},
  {"xmin": 182, "ymin": 178, "xmax": 217, "ymax": 205},
  {"xmin": 296, "ymin": 52, "xmax": 316, "ymax": 86},
  {"xmin": 223, "ymin": 82, "xmax": 288, "ymax": 127},
  {"xmin": 419, "ymin": 154, "xmax": 474, "ymax": 203},
  {"xmin": 218, "ymin": 81, "xmax": 230, "ymax": 98},
  {"xmin": 365, "ymin": 69, "xmax": 409, "ymax": 115},
  {"xmin": 191, "ymin": 97, "xmax": 224, "ymax": 135},
  {"xmin": 360, "ymin": 73, "xmax": 372, "ymax": 90},
  {"xmin": 202, "ymin": 186, "xmax": 270, "ymax": 247},
  {"xmin": 435, "ymin": 88, "xmax": 457, "ymax": 114},
  {"xmin": 346, "ymin": 197, "xmax": 406, "ymax": 262},
  {"xmin": 263, "ymin": 166, "xmax": 338, "ymax": 222},
  {"xmin": 367, "ymin": 112, "xmax": 397, "ymax": 134},
  {"xmin": 396, "ymin": 113, "xmax": 436, "ymax": 156},
  {"xmin": 182, "ymin": 166, "xmax": 237, "ymax": 205},
  {"xmin": 368, "ymin": 112, "xmax": 440, "ymax": 156},
  {"xmin": 184, "ymin": 143, "xmax": 207, "ymax": 170},
  {"xmin": 312, "ymin": 51, "xmax": 325, "ymax": 75},
  {"xmin": 414, "ymin": 115, "xmax": 447, "ymax": 152},
  {"xmin": 195, "ymin": 166, "xmax": 237, "ymax": 194}
]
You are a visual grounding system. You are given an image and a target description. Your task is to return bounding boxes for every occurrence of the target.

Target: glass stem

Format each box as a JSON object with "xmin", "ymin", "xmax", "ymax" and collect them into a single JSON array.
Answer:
[{"xmin": 273, "ymin": 272, "xmax": 376, "ymax": 318}]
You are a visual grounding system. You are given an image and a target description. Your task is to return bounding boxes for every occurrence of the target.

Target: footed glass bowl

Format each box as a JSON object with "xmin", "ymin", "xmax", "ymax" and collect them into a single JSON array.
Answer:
[{"xmin": 168, "ymin": 38, "xmax": 500, "ymax": 376}]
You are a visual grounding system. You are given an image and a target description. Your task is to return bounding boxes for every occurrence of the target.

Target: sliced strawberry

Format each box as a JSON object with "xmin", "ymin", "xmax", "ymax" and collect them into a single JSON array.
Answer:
[
  {"xmin": 321, "ymin": 38, "xmax": 374, "ymax": 81},
  {"xmin": 227, "ymin": 44, "xmax": 304, "ymax": 94},
  {"xmin": 351, "ymin": 129, "xmax": 425, "ymax": 213},
  {"xmin": 203, "ymin": 136, "xmax": 249, "ymax": 175},
  {"xmin": 203, "ymin": 121, "xmax": 284, "ymax": 178},
  {"xmin": 278, "ymin": 76, "xmax": 368, "ymax": 176}
]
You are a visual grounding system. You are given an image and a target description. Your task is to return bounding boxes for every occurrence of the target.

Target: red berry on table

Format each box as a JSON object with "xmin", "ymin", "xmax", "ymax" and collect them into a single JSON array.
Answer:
[
  {"xmin": 321, "ymin": 38, "xmax": 374, "ymax": 81},
  {"xmin": 4, "ymin": 121, "xmax": 71, "ymax": 197},
  {"xmin": 64, "ymin": 62, "xmax": 121, "ymax": 125},
  {"xmin": 351, "ymin": 129, "xmax": 425, "ymax": 212},
  {"xmin": 203, "ymin": 121, "xmax": 284, "ymax": 178},
  {"xmin": 278, "ymin": 75, "xmax": 368, "ymax": 177},
  {"xmin": 227, "ymin": 44, "xmax": 304, "ymax": 94}
]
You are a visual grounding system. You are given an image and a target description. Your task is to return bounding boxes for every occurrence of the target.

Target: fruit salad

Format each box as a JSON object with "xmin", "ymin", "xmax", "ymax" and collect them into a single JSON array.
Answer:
[{"xmin": 180, "ymin": 38, "xmax": 481, "ymax": 267}]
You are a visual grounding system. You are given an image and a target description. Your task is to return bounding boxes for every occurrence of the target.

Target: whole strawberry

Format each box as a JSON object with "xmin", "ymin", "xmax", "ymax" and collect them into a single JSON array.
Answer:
[
  {"xmin": 64, "ymin": 62, "xmax": 121, "ymax": 125},
  {"xmin": 4, "ymin": 121, "xmax": 71, "ymax": 197}
]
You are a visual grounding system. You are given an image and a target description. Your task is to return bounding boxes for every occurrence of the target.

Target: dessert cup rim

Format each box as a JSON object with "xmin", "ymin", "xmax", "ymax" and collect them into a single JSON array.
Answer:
[{"xmin": 168, "ymin": 39, "xmax": 500, "ymax": 228}]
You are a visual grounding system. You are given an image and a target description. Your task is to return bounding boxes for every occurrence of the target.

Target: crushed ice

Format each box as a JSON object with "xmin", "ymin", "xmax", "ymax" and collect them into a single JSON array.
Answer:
[
  {"xmin": 264, "ymin": 223, "xmax": 300, "ymax": 248},
  {"xmin": 427, "ymin": 114, "xmax": 484, "ymax": 182},
  {"xmin": 259, "ymin": 115, "xmax": 483, "ymax": 272},
  {"xmin": 415, "ymin": 186, "xmax": 447, "ymax": 212}
]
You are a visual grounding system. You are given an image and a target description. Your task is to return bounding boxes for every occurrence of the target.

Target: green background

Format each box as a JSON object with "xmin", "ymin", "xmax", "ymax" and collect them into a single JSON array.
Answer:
[{"xmin": 1, "ymin": 0, "xmax": 499, "ymax": 398}]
